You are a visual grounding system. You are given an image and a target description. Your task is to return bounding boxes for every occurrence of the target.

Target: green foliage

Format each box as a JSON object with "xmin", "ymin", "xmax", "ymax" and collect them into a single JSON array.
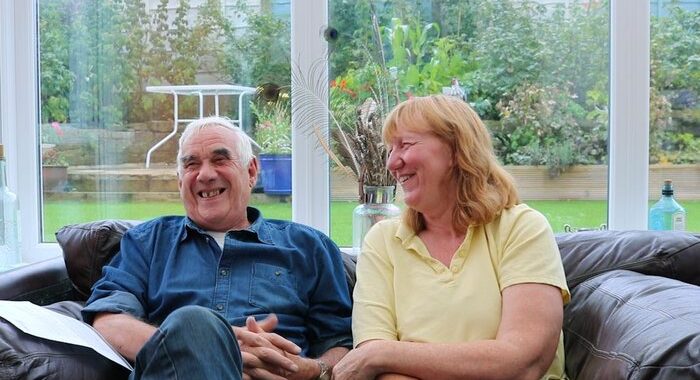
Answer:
[
  {"xmin": 429, "ymin": 0, "xmax": 479, "ymax": 39},
  {"xmin": 382, "ymin": 18, "xmax": 473, "ymax": 96},
  {"xmin": 219, "ymin": 1, "xmax": 290, "ymax": 88},
  {"xmin": 35, "ymin": 0, "xmax": 700, "ymax": 171},
  {"xmin": 39, "ymin": 0, "xmax": 73, "ymax": 123},
  {"xmin": 468, "ymin": 1, "xmax": 609, "ymax": 119},
  {"xmin": 494, "ymin": 83, "xmax": 606, "ymax": 176},
  {"xmin": 117, "ymin": 0, "xmax": 152, "ymax": 122},
  {"xmin": 42, "ymin": 147, "xmax": 70, "ymax": 166},
  {"xmin": 650, "ymin": 4, "xmax": 700, "ymax": 165},
  {"xmin": 38, "ymin": 0, "xmax": 232, "ymax": 127},
  {"xmin": 252, "ymin": 96, "xmax": 291, "ymax": 154},
  {"xmin": 470, "ymin": 0, "xmax": 549, "ymax": 117},
  {"xmin": 652, "ymin": 5, "xmax": 700, "ymax": 93}
]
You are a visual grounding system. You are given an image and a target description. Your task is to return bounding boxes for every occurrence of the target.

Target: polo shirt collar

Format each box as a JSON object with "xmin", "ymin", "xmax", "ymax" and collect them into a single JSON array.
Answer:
[
  {"xmin": 395, "ymin": 218, "xmax": 424, "ymax": 251},
  {"xmin": 394, "ymin": 216, "xmax": 475, "ymax": 261}
]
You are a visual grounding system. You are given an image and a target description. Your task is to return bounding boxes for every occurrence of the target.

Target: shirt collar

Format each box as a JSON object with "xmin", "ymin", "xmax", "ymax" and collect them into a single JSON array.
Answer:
[
  {"xmin": 396, "ymin": 219, "xmax": 419, "ymax": 249},
  {"xmin": 246, "ymin": 207, "xmax": 274, "ymax": 244},
  {"xmin": 394, "ymin": 217, "xmax": 474, "ymax": 255},
  {"xmin": 181, "ymin": 207, "xmax": 274, "ymax": 245}
]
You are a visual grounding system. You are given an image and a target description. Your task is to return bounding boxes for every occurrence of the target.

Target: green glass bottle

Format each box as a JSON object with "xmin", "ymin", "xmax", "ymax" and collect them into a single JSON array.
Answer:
[{"xmin": 648, "ymin": 180, "xmax": 686, "ymax": 231}]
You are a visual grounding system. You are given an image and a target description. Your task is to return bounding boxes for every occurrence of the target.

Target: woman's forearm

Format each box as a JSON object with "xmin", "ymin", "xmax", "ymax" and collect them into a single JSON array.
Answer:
[{"xmin": 366, "ymin": 340, "xmax": 546, "ymax": 380}]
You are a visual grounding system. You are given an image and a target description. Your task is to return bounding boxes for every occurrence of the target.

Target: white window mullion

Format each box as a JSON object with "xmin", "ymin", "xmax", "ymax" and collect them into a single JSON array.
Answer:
[
  {"xmin": 9, "ymin": 1, "xmax": 57, "ymax": 263},
  {"xmin": 0, "ymin": 1, "xmax": 17, "ymax": 190},
  {"xmin": 608, "ymin": 0, "xmax": 650, "ymax": 230},
  {"xmin": 290, "ymin": 0, "xmax": 330, "ymax": 234}
]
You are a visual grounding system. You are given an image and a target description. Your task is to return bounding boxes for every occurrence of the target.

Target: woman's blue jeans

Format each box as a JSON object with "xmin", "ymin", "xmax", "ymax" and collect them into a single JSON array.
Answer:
[{"xmin": 130, "ymin": 305, "xmax": 242, "ymax": 380}]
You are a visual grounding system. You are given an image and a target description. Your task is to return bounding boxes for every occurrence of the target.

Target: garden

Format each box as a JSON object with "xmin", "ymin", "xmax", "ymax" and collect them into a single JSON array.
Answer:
[{"xmin": 37, "ymin": 0, "xmax": 700, "ymax": 238}]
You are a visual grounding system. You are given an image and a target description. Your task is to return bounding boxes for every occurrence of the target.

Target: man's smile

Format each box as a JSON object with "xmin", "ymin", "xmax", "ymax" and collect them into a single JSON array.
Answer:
[{"xmin": 198, "ymin": 188, "xmax": 225, "ymax": 198}]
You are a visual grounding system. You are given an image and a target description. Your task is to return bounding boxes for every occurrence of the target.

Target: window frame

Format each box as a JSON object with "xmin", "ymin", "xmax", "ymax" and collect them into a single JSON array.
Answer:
[
  {"xmin": 2, "ymin": 1, "xmax": 53, "ymax": 264},
  {"xmin": 291, "ymin": 0, "xmax": 330, "ymax": 234},
  {"xmin": 608, "ymin": 0, "xmax": 650, "ymax": 230},
  {"xmin": 1, "ymin": 0, "xmax": 652, "ymax": 264}
]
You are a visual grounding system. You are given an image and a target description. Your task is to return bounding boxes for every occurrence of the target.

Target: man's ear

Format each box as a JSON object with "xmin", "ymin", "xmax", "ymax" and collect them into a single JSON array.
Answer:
[{"xmin": 248, "ymin": 156, "xmax": 259, "ymax": 188}]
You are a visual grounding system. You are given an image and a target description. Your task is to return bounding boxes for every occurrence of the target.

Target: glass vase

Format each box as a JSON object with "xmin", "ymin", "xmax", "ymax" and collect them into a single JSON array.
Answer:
[{"xmin": 352, "ymin": 185, "xmax": 401, "ymax": 256}]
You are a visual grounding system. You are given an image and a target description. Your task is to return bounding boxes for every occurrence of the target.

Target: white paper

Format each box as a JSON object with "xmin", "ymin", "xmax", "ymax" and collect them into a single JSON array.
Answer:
[{"xmin": 0, "ymin": 301, "xmax": 133, "ymax": 370}]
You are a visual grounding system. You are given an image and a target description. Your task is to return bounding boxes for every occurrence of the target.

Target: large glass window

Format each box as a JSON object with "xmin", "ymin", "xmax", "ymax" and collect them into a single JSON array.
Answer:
[
  {"xmin": 2, "ymin": 1, "xmax": 678, "ymax": 264},
  {"xmin": 649, "ymin": 1, "xmax": 700, "ymax": 232},
  {"xmin": 37, "ymin": 0, "xmax": 292, "ymax": 242},
  {"xmin": 327, "ymin": 0, "xmax": 610, "ymax": 240}
]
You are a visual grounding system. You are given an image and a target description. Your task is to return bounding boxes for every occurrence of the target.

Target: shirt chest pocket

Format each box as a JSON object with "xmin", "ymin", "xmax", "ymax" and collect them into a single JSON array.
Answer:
[{"xmin": 249, "ymin": 263, "xmax": 304, "ymax": 314}]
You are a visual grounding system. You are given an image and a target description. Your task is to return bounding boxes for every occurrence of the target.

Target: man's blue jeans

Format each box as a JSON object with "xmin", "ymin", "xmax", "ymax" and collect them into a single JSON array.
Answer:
[{"xmin": 130, "ymin": 305, "xmax": 242, "ymax": 380}]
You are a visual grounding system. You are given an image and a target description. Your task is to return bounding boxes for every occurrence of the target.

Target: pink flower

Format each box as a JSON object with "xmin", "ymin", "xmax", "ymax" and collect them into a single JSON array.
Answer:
[{"xmin": 51, "ymin": 122, "xmax": 64, "ymax": 138}]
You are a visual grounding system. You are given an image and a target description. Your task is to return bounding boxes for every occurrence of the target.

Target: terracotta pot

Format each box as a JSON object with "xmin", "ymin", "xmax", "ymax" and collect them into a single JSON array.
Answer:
[{"xmin": 42, "ymin": 165, "xmax": 68, "ymax": 192}]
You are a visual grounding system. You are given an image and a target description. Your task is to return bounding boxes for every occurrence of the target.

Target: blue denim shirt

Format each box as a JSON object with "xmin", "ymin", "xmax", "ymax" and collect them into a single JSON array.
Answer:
[{"xmin": 83, "ymin": 208, "xmax": 352, "ymax": 357}]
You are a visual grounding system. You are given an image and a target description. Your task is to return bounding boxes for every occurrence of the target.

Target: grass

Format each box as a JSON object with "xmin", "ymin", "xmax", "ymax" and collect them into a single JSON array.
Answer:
[{"xmin": 43, "ymin": 200, "xmax": 700, "ymax": 245}]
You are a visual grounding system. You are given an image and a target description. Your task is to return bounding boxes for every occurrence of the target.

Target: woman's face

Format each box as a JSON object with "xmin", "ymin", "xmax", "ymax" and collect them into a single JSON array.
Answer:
[{"xmin": 386, "ymin": 122, "xmax": 456, "ymax": 214}]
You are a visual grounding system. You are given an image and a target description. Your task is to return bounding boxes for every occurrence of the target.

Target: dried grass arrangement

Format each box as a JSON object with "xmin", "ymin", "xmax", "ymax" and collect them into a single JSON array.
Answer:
[
  {"xmin": 292, "ymin": 62, "xmax": 398, "ymax": 201},
  {"xmin": 292, "ymin": 13, "xmax": 399, "ymax": 201},
  {"xmin": 334, "ymin": 97, "xmax": 394, "ymax": 187}
]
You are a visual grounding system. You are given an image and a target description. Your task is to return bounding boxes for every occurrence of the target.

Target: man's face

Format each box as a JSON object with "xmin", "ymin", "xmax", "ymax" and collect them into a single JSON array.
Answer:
[{"xmin": 177, "ymin": 125, "xmax": 258, "ymax": 231}]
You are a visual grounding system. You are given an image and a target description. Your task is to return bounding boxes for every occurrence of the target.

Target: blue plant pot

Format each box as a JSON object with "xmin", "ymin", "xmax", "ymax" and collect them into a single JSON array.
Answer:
[{"xmin": 259, "ymin": 153, "xmax": 292, "ymax": 196}]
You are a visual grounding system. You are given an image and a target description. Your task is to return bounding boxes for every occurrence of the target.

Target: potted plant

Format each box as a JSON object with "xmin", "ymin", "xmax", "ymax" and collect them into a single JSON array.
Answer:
[
  {"xmin": 41, "ymin": 146, "xmax": 69, "ymax": 192},
  {"xmin": 252, "ymin": 94, "xmax": 292, "ymax": 196}
]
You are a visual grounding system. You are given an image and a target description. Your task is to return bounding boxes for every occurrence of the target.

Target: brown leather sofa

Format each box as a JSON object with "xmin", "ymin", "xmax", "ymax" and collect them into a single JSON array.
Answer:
[{"xmin": 1, "ymin": 220, "xmax": 699, "ymax": 379}]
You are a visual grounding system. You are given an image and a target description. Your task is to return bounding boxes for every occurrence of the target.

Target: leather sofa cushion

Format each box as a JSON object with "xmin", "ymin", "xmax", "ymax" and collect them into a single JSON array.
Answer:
[
  {"xmin": 557, "ymin": 230, "xmax": 700, "ymax": 289},
  {"xmin": 0, "ymin": 300, "xmax": 129, "ymax": 380},
  {"xmin": 563, "ymin": 270, "xmax": 700, "ymax": 380},
  {"xmin": 55, "ymin": 220, "xmax": 140, "ymax": 301}
]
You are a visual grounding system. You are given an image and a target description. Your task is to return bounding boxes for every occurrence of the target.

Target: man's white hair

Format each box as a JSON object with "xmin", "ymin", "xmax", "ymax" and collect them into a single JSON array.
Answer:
[{"xmin": 177, "ymin": 116, "xmax": 254, "ymax": 174}]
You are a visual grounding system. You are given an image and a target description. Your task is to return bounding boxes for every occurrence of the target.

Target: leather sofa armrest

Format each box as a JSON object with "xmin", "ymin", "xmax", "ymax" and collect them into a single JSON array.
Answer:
[{"xmin": 0, "ymin": 256, "xmax": 75, "ymax": 305}]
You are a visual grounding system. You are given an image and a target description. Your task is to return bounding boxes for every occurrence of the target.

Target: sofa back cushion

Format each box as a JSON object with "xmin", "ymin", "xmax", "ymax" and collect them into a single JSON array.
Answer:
[
  {"xmin": 564, "ymin": 269, "xmax": 700, "ymax": 379},
  {"xmin": 556, "ymin": 230, "xmax": 700, "ymax": 290},
  {"xmin": 55, "ymin": 220, "xmax": 140, "ymax": 301}
]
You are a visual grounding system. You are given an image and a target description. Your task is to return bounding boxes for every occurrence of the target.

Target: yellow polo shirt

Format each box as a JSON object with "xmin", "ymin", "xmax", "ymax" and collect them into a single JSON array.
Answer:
[{"xmin": 352, "ymin": 203, "xmax": 570, "ymax": 379}]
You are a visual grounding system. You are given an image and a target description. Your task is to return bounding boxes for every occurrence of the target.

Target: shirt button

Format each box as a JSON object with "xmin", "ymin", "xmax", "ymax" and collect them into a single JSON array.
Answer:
[
  {"xmin": 220, "ymin": 269, "xmax": 229, "ymax": 277},
  {"xmin": 216, "ymin": 304, "xmax": 224, "ymax": 311},
  {"xmin": 275, "ymin": 271, "xmax": 281, "ymax": 276}
]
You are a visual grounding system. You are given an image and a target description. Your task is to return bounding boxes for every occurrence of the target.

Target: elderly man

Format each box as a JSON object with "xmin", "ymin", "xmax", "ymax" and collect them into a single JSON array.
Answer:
[{"xmin": 82, "ymin": 116, "xmax": 351, "ymax": 380}]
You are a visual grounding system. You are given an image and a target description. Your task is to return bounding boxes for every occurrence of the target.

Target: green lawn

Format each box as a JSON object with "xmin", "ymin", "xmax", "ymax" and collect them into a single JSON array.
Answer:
[{"xmin": 43, "ymin": 200, "xmax": 700, "ymax": 245}]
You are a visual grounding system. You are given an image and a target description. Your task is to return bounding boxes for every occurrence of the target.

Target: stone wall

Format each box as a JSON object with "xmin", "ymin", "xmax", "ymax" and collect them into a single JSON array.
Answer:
[{"xmin": 54, "ymin": 121, "xmax": 182, "ymax": 166}]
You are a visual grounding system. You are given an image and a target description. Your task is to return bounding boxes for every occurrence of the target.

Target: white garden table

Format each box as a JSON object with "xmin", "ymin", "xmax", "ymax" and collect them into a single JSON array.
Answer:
[{"xmin": 144, "ymin": 84, "xmax": 256, "ymax": 168}]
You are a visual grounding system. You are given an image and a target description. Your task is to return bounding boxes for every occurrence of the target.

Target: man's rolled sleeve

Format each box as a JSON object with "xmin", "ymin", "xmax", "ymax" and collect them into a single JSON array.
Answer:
[
  {"xmin": 81, "ymin": 227, "xmax": 152, "ymax": 324},
  {"xmin": 305, "ymin": 235, "xmax": 353, "ymax": 357},
  {"xmin": 82, "ymin": 290, "xmax": 147, "ymax": 323}
]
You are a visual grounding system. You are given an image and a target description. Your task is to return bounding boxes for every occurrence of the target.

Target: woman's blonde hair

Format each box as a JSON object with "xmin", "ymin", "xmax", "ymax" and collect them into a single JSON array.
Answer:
[{"xmin": 383, "ymin": 95, "xmax": 519, "ymax": 233}]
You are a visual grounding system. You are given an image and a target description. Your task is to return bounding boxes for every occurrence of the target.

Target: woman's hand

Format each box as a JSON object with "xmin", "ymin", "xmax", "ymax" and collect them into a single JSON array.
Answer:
[{"xmin": 331, "ymin": 341, "xmax": 384, "ymax": 380}]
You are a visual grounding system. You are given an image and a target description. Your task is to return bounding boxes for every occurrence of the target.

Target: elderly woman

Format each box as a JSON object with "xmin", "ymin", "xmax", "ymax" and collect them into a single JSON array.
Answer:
[{"xmin": 333, "ymin": 95, "xmax": 570, "ymax": 380}]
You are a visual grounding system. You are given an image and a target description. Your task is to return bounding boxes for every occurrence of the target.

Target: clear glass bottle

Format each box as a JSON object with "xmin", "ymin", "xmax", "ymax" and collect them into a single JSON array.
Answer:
[
  {"xmin": 0, "ymin": 144, "xmax": 21, "ymax": 270},
  {"xmin": 352, "ymin": 185, "xmax": 401, "ymax": 256},
  {"xmin": 648, "ymin": 179, "xmax": 686, "ymax": 231}
]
